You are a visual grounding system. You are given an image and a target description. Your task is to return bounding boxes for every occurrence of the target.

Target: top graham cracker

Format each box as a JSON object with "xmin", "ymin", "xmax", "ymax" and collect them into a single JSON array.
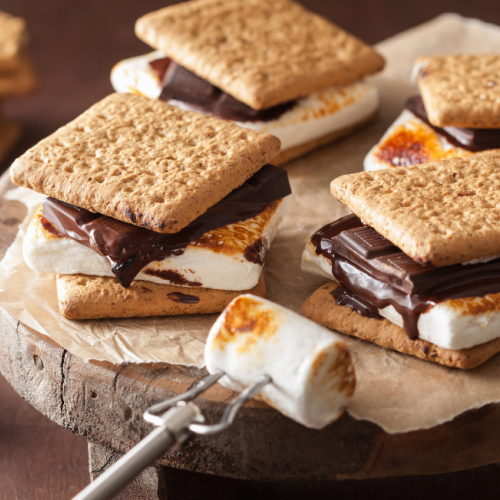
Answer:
[
  {"xmin": 0, "ymin": 11, "xmax": 27, "ymax": 70},
  {"xmin": 330, "ymin": 150, "xmax": 500, "ymax": 267},
  {"xmin": 11, "ymin": 93, "xmax": 281, "ymax": 234},
  {"xmin": 135, "ymin": 0, "xmax": 385, "ymax": 110},
  {"xmin": 416, "ymin": 54, "xmax": 500, "ymax": 128}
]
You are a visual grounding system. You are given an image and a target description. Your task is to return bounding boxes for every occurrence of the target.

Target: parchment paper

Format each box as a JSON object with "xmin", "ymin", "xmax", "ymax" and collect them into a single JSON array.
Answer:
[{"xmin": 2, "ymin": 14, "xmax": 500, "ymax": 433}]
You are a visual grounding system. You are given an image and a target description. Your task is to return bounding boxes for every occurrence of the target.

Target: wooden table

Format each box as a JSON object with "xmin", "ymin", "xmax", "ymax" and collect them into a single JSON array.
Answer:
[{"xmin": 2, "ymin": 1, "xmax": 500, "ymax": 499}]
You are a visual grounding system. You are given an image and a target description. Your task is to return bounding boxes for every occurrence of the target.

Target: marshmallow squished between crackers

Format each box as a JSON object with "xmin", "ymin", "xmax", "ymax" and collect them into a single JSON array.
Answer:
[
  {"xmin": 135, "ymin": 0, "xmax": 384, "ymax": 110},
  {"xmin": 205, "ymin": 295, "xmax": 355, "ymax": 429},
  {"xmin": 111, "ymin": 51, "xmax": 379, "ymax": 153},
  {"xmin": 332, "ymin": 151, "xmax": 500, "ymax": 267},
  {"xmin": 363, "ymin": 109, "xmax": 470, "ymax": 172},
  {"xmin": 24, "ymin": 198, "xmax": 288, "ymax": 291},
  {"xmin": 302, "ymin": 239, "xmax": 500, "ymax": 350}
]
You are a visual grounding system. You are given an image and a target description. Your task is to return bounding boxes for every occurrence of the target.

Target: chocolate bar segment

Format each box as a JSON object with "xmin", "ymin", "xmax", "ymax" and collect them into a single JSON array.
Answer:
[
  {"xmin": 311, "ymin": 215, "xmax": 500, "ymax": 337},
  {"xmin": 336, "ymin": 225, "xmax": 398, "ymax": 259},
  {"xmin": 42, "ymin": 164, "xmax": 291, "ymax": 287},
  {"xmin": 406, "ymin": 96, "xmax": 500, "ymax": 152},
  {"xmin": 151, "ymin": 58, "xmax": 297, "ymax": 122}
]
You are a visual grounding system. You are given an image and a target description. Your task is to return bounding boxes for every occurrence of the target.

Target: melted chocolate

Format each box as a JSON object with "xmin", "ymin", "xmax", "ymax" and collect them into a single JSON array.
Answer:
[
  {"xmin": 406, "ymin": 96, "xmax": 500, "ymax": 152},
  {"xmin": 243, "ymin": 238, "xmax": 268, "ymax": 265},
  {"xmin": 312, "ymin": 214, "xmax": 500, "ymax": 338},
  {"xmin": 331, "ymin": 285, "xmax": 382, "ymax": 320},
  {"xmin": 167, "ymin": 292, "xmax": 200, "ymax": 304},
  {"xmin": 151, "ymin": 57, "xmax": 296, "ymax": 122},
  {"xmin": 42, "ymin": 164, "xmax": 291, "ymax": 287}
]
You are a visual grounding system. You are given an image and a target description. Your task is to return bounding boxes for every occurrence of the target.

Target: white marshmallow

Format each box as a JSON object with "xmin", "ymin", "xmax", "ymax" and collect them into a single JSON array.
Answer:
[
  {"xmin": 23, "ymin": 198, "xmax": 288, "ymax": 291},
  {"xmin": 205, "ymin": 295, "xmax": 355, "ymax": 429},
  {"xmin": 363, "ymin": 109, "xmax": 469, "ymax": 172},
  {"xmin": 380, "ymin": 302, "xmax": 500, "ymax": 350},
  {"xmin": 111, "ymin": 52, "xmax": 379, "ymax": 151},
  {"xmin": 301, "ymin": 237, "xmax": 500, "ymax": 350},
  {"xmin": 110, "ymin": 50, "xmax": 166, "ymax": 99}
]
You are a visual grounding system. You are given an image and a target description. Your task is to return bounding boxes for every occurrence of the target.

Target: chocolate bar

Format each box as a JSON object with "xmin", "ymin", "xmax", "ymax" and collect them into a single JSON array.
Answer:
[
  {"xmin": 42, "ymin": 164, "xmax": 291, "ymax": 287},
  {"xmin": 406, "ymin": 96, "xmax": 500, "ymax": 152},
  {"xmin": 151, "ymin": 58, "xmax": 296, "ymax": 122},
  {"xmin": 312, "ymin": 215, "xmax": 500, "ymax": 337}
]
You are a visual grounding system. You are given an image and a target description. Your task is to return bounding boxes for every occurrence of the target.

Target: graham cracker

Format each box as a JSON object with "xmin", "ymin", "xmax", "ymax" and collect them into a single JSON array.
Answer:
[
  {"xmin": 302, "ymin": 281, "xmax": 500, "ymax": 370},
  {"xmin": 0, "ymin": 51, "xmax": 37, "ymax": 97},
  {"xmin": 273, "ymin": 111, "xmax": 377, "ymax": 166},
  {"xmin": 0, "ymin": 11, "xmax": 27, "ymax": 71},
  {"xmin": 57, "ymin": 273, "xmax": 266, "ymax": 320},
  {"xmin": 416, "ymin": 54, "xmax": 500, "ymax": 128},
  {"xmin": 11, "ymin": 93, "xmax": 280, "ymax": 233},
  {"xmin": 0, "ymin": 118, "xmax": 21, "ymax": 164},
  {"xmin": 330, "ymin": 150, "xmax": 500, "ymax": 267},
  {"xmin": 135, "ymin": 0, "xmax": 385, "ymax": 110}
]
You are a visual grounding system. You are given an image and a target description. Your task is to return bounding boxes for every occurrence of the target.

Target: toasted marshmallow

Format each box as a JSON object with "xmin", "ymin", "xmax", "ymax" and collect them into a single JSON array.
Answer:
[
  {"xmin": 302, "ymin": 238, "xmax": 500, "ymax": 350},
  {"xmin": 24, "ymin": 198, "xmax": 288, "ymax": 291},
  {"xmin": 205, "ymin": 295, "xmax": 355, "ymax": 429},
  {"xmin": 364, "ymin": 109, "xmax": 470, "ymax": 172},
  {"xmin": 111, "ymin": 52, "xmax": 379, "ymax": 151}
]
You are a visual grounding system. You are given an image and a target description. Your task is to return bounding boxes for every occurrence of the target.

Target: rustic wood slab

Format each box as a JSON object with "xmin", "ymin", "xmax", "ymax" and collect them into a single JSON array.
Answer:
[{"xmin": 1, "ymin": 172, "xmax": 500, "ymax": 487}]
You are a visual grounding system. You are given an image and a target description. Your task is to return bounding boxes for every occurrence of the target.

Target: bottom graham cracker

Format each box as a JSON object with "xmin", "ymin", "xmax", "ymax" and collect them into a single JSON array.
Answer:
[
  {"xmin": 272, "ymin": 111, "xmax": 377, "ymax": 166},
  {"xmin": 301, "ymin": 281, "xmax": 500, "ymax": 370},
  {"xmin": 57, "ymin": 273, "xmax": 266, "ymax": 320}
]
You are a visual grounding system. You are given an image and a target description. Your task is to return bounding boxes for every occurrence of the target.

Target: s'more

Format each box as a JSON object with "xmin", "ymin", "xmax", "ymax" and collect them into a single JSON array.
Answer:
[
  {"xmin": 302, "ymin": 150, "xmax": 500, "ymax": 369},
  {"xmin": 365, "ymin": 55, "xmax": 500, "ymax": 171},
  {"xmin": 111, "ymin": 0, "xmax": 385, "ymax": 166},
  {"xmin": 11, "ymin": 92, "xmax": 291, "ymax": 320},
  {"xmin": 0, "ymin": 11, "xmax": 37, "ymax": 163}
]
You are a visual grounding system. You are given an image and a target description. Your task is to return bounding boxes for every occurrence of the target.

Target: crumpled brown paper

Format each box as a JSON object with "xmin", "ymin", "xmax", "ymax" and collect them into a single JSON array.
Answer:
[{"xmin": 2, "ymin": 14, "xmax": 500, "ymax": 433}]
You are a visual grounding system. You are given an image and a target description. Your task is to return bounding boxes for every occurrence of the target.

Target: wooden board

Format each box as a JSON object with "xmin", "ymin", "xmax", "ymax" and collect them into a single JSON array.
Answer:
[{"xmin": 1, "ymin": 173, "xmax": 500, "ymax": 482}]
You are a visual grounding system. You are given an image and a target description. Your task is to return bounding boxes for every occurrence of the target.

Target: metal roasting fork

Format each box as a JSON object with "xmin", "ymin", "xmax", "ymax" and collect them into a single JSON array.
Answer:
[{"xmin": 72, "ymin": 372, "xmax": 272, "ymax": 500}]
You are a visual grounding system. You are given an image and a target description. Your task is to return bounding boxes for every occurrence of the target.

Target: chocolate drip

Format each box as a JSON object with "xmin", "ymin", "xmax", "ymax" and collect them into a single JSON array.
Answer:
[
  {"xmin": 151, "ymin": 57, "xmax": 296, "ymax": 122},
  {"xmin": 406, "ymin": 96, "xmax": 500, "ymax": 152},
  {"xmin": 331, "ymin": 285, "xmax": 382, "ymax": 320},
  {"xmin": 167, "ymin": 292, "xmax": 200, "ymax": 304},
  {"xmin": 312, "ymin": 215, "xmax": 500, "ymax": 338},
  {"xmin": 42, "ymin": 165, "xmax": 291, "ymax": 288},
  {"xmin": 143, "ymin": 269, "xmax": 202, "ymax": 287}
]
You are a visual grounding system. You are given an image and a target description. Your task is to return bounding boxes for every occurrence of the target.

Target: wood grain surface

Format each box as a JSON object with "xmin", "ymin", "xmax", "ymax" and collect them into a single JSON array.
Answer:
[{"xmin": 2, "ymin": 0, "xmax": 500, "ymax": 499}]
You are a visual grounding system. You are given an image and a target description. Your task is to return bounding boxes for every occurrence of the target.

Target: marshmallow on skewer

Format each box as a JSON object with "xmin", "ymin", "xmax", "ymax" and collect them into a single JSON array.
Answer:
[{"xmin": 205, "ymin": 295, "xmax": 356, "ymax": 429}]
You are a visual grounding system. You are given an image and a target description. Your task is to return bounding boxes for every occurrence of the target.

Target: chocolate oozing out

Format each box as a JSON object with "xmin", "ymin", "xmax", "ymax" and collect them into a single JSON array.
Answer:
[
  {"xmin": 151, "ymin": 57, "xmax": 297, "ymax": 122},
  {"xmin": 167, "ymin": 292, "xmax": 200, "ymax": 304},
  {"xmin": 406, "ymin": 96, "xmax": 500, "ymax": 152},
  {"xmin": 331, "ymin": 284, "xmax": 382, "ymax": 320},
  {"xmin": 312, "ymin": 214, "xmax": 500, "ymax": 338},
  {"xmin": 41, "ymin": 164, "xmax": 291, "ymax": 288}
]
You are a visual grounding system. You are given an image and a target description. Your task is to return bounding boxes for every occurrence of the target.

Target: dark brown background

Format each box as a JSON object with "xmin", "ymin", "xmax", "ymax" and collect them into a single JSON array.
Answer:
[{"xmin": 1, "ymin": 0, "xmax": 500, "ymax": 498}]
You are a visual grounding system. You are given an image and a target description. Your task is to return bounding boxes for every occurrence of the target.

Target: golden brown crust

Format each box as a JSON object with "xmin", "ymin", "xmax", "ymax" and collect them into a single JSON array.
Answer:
[
  {"xmin": 0, "ymin": 51, "xmax": 37, "ymax": 97},
  {"xmin": 0, "ymin": 118, "xmax": 21, "ymax": 164},
  {"xmin": 135, "ymin": 0, "xmax": 385, "ymax": 110},
  {"xmin": 369, "ymin": 110, "xmax": 471, "ymax": 170},
  {"xmin": 301, "ymin": 281, "xmax": 500, "ymax": 370},
  {"xmin": 330, "ymin": 150, "xmax": 500, "ymax": 267},
  {"xmin": 273, "ymin": 111, "xmax": 377, "ymax": 166},
  {"xmin": 416, "ymin": 55, "xmax": 500, "ymax": 128},
  {"xmin": 57, "ymin": 273, "xmax": 266, "ymax": 320},
  {"xmin": 10, "ymin": 93, "xmax": 281, "ymax": 233}
]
